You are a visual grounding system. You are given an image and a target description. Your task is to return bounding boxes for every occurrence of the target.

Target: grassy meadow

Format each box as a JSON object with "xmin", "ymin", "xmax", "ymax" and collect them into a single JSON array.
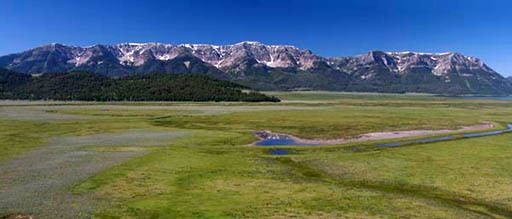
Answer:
[{"xmin": 1, "ymin": 92, "xmax": 512, "ymax": 218}]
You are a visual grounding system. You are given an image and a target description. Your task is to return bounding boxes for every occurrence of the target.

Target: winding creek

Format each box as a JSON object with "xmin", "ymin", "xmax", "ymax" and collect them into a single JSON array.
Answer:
[
  {"xmin": 376, "ymin": 124, "xmax": 512, "ymax": 147},
  {"xmin": 256, "ymin": 124, "xmax": 512, "ymax": 153}
]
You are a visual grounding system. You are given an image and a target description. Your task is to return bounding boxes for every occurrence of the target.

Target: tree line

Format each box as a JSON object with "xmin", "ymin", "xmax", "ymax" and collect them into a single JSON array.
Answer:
[{"xmin": 0, "ymin": 69, "xmax": 280, "ymax": 102}]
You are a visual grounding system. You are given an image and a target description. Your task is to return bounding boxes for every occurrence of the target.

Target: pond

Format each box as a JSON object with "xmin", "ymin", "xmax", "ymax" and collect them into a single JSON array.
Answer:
[
  {"xmin": 256, "ymin": 138, "xmax": 299, "ymax": 146},
  {"xmin": 268, "ymin": 149, "xmax": 289, "ymax": 155}
]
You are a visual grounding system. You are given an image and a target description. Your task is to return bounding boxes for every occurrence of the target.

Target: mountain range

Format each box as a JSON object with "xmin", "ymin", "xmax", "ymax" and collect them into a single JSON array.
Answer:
[{"xmin": 1, "ymin": 41, "xmax": 510, "ymax": 95}]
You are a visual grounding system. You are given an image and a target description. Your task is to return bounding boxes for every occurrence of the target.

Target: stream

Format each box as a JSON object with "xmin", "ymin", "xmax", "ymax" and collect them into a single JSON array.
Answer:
[{"xmin": 257, "ymin": 124, "xmax": 512, "ymax": 153}]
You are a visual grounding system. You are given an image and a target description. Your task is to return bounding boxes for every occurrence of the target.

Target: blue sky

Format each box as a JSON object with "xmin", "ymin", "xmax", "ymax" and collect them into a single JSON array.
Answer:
[{"xmin": 1, "ymin": 0, "xmax": 512, "ymax": 75}]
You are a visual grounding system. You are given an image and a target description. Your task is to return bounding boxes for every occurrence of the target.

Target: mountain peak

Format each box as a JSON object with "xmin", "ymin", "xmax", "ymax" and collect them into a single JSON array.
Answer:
[
  {"xmin": 387, "ymin": 51, "xmax": 456, "ymax": 56},
  {"xmin": 236, "ymin": 41, "xmax": 263, "ymax": 45},
  {"xmin": 1, "ymin": 42, "xmax": 510, "ymax": 95},
  {"xmin": 38, "ymin": 43, "xmax": 77, "ymax": 50}
]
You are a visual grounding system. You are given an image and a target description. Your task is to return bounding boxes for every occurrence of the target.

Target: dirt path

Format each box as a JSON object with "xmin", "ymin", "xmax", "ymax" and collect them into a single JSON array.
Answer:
[
  {"xmin": 255, "ymin": 123, "xmax": 494, "ymax": 146},
  {"xmin": 0, "ymin": 130, "xmax": 186, "ymax": 219}
]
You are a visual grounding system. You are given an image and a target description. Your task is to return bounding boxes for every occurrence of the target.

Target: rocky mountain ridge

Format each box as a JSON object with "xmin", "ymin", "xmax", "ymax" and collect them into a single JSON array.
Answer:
[{"xmin": 0, "ymin": 42, "xmax": 510, "ymax": 95}]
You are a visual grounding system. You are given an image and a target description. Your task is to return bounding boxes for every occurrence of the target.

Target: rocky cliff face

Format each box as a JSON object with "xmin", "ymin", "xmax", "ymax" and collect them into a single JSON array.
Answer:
[
  {"xmin": 329, "ymin": 51, "xmax": 499, "ymax": 78},
  {"xmin": 1, "ymin": 42, "xmax": 510, "ymax": 95},
  {"xmin": 328, "ymin": 51, "xmax": 509, "ymax": 94}
]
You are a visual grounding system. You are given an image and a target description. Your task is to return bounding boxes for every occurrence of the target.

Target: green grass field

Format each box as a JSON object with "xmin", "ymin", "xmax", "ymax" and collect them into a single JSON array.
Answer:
[{"xmin": 2, "ymin": 92, "xmax": 512, "ymax": 218}]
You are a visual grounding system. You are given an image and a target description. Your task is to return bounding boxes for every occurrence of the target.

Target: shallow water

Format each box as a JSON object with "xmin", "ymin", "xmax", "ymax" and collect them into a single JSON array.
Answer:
[
  {"xmin": 268, "ymin": 149, "xmax": 289, "ymax": 155},
  {"xmin": 459, "ymin": 96, "xmax": 512, "ymax": 101},
  {"xmin": 256, "ymin": 124, "xmax": 512, "ymax": 148},
  {"xmin": 257, "ymin": 138, "xmax": 298, "ymax": 146},
  {"xmin": 376, "ymin": 136, "xmax": 456, "ymax": 147},
  {"xmin": 376, "ymin": 124, "xmax": 512, "ymax": 147},
  {"xmin": 256, "ymin": 138, "xmax": 318, "ymax": 146}
]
